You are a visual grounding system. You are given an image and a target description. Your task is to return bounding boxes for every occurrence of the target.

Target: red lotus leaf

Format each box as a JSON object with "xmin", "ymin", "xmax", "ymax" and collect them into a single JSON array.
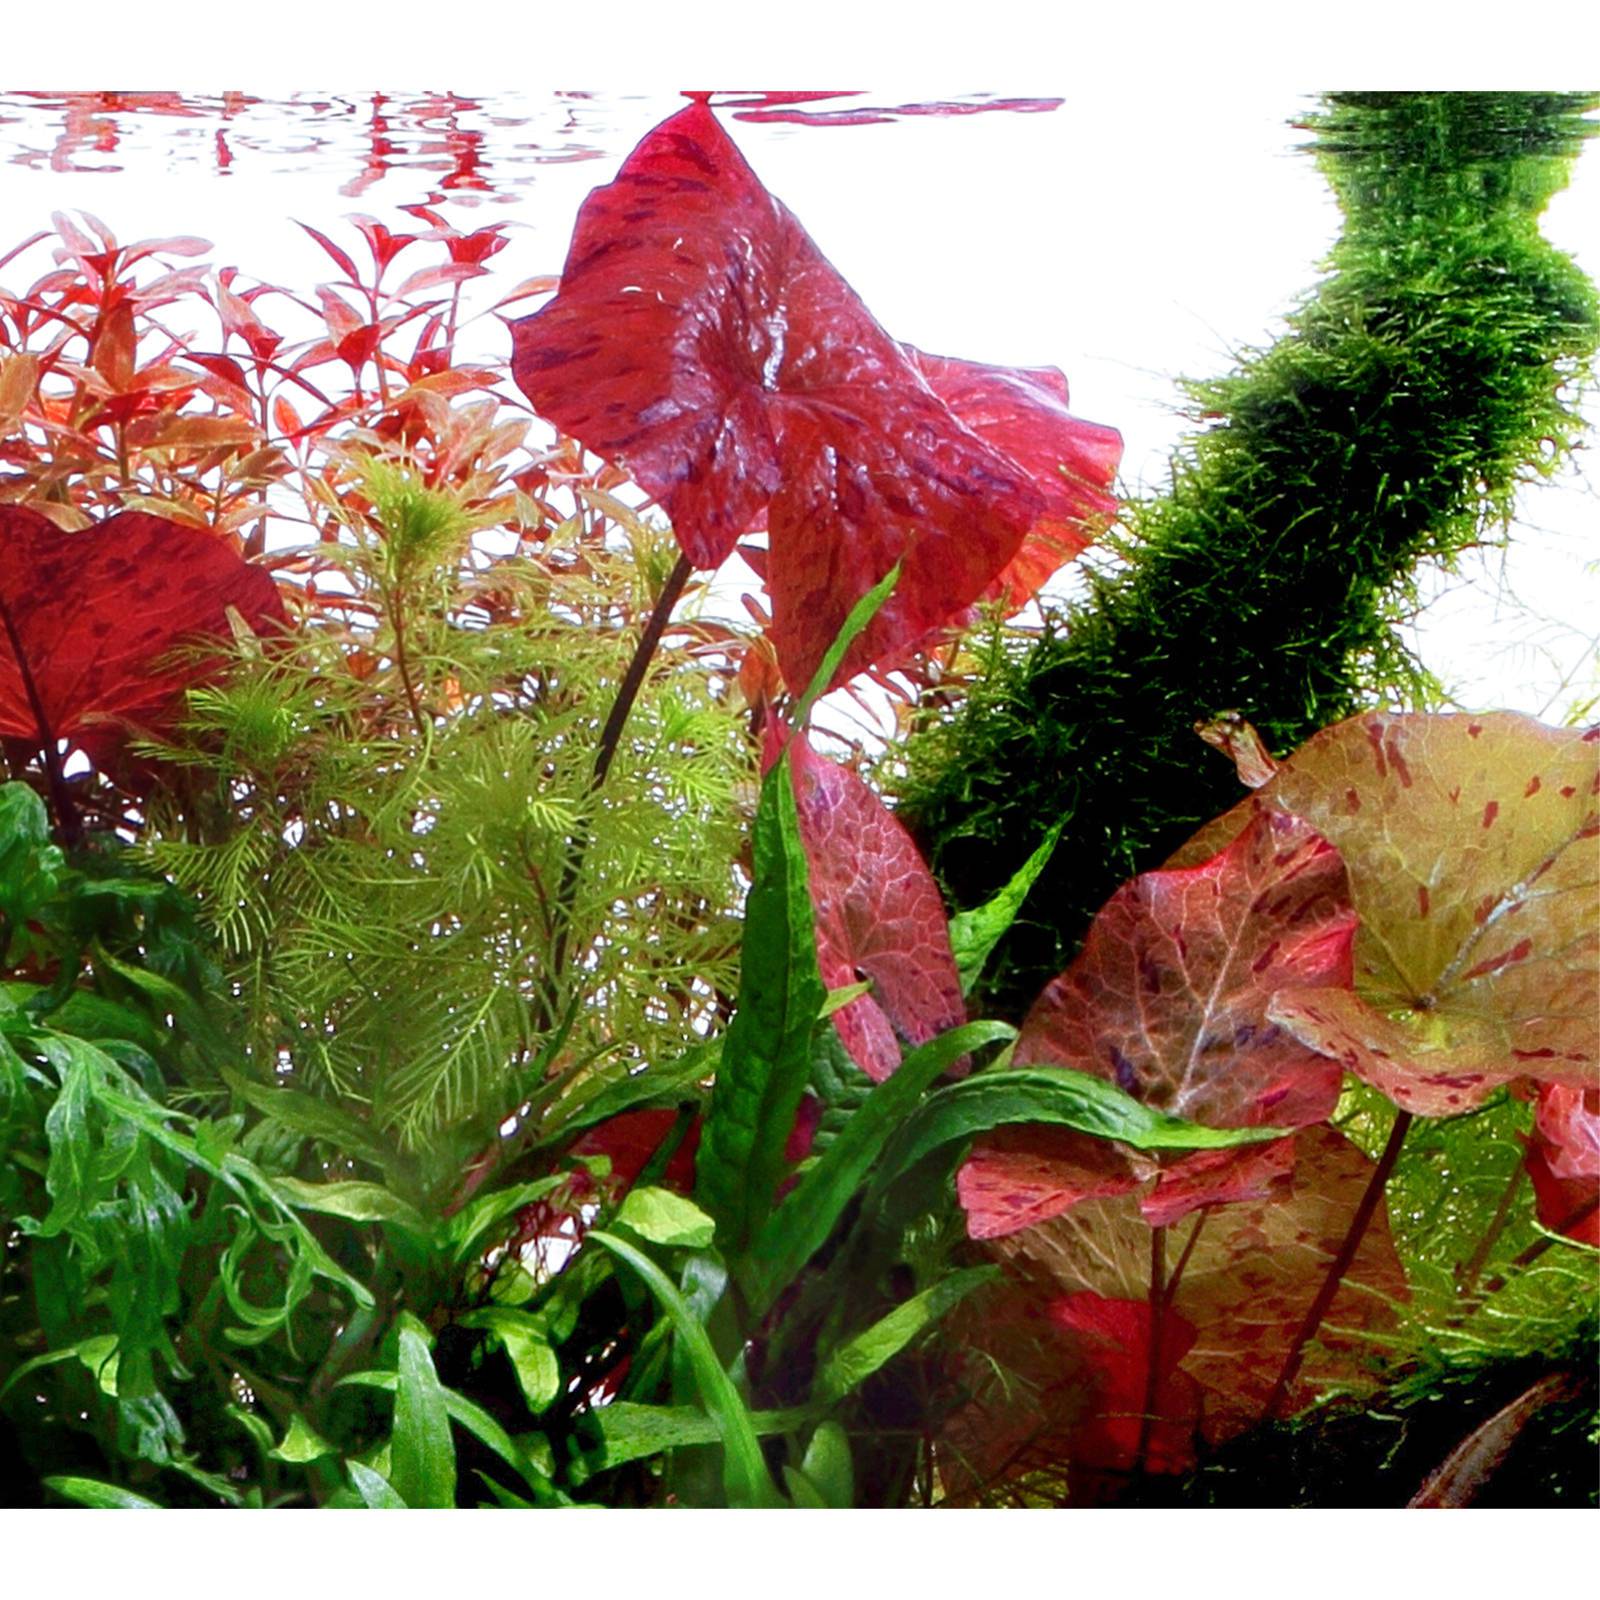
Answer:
[
  {"xmin": 1523, "ymin": 1083, "xmax": 1600, "ymax": 1246},
  {"xmin": 783, "ymin": 730, "xmax": 965, "ymax": 1082},
  {"xmin": 0, "ymin": 503, "xmax": 286, "ymax": 759},
  {"xmin": 958, "ymin": 808, "xmax": 1354, "ymax": 1240},
  {"xmin": 1173, "ymin": 712, "xmax": 1600, "ymax": 1117},
  {"xmin": 988, "ymin": 1125, "xmax": 1407, "ymax": 1446},
  {"xmin": 509, "ymin": 102, "xmax": 1120, "ymax": 693}
]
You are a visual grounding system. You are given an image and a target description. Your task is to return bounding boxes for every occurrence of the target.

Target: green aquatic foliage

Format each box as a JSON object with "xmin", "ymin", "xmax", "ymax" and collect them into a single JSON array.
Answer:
[{"xmin": 896, "ymin": 91, "xmax": 1600, "ymax": 1019}]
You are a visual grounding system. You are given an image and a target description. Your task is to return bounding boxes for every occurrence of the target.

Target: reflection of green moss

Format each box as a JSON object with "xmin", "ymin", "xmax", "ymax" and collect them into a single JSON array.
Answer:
[{"xmin": 897, "ymin": 93, "xmax": 1600, "ymax": 1019}]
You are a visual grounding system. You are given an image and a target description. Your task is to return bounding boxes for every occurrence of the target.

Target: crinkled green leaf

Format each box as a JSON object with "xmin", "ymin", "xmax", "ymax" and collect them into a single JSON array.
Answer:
[{"xmin": 615, "ymin": 1185, "xmax": 717, "ymax": 1249}]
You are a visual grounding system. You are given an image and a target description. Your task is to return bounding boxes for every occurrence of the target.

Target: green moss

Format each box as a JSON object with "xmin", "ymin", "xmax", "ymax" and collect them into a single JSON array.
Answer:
[{"xmin": 896, "ymin": 93, "xmax": 1600, "ymax": 1018}]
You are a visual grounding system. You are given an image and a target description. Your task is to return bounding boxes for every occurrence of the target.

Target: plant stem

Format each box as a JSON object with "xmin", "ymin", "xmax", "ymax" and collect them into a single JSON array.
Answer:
[
  {"xmin": 546, "ymin": 551, "xmax": 694, "ymax": 987},
  {"xmin": 1265, "ymin": 1108, "xmax": 1413, "ymax": 1422},
  {"xmin": 1456, "ymin": 1161, "xmax": 1525, "ymax": 1298},
  {"xmin": 1474, "ymin": 1195, "xmax": 1599, "ymax": 1299}
]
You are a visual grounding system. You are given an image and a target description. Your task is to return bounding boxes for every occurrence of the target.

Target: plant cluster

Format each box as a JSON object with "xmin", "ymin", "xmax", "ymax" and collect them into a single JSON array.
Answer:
[{"xmin": 0, "ymin": 93, "xmax": 1595, "ymax": 1510}]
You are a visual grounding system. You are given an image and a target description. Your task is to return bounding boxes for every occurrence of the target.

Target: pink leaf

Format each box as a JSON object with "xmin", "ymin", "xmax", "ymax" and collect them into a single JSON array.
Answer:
[
  {"xmin": 510, "ymin": 103, "xmax": 1120, "ymax": 693},
  {"xmin": 1523, "ymin": 1084, "xmax": 1600, "ymax": 1246}
]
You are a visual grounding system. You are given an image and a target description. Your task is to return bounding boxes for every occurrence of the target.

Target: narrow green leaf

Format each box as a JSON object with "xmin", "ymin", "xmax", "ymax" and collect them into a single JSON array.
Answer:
[
  {"xmin": 814, "ymin": 1267, "xmax": 997, "ymax": 1405},
  {"xmin": 782, "ymin": 1465, "xmax": 829, "ymax": 1508},
  {"xmin": 590, "ymin": 1230, "xmax": 781, "ymax": 1508},
  {"xmin": 615, "ymin": 1186, "xmax": 717, "ymax": 1249},
  {"xmin": 271, "ymin": 1413, "xmax": 335, "ymax": 1464},
  {"xmin": 868, "ymin": 1066, "xmax": 1288, "ymax": 1206},
  {"xmin": 529, "ymin": 1039, "xmax": 716, "ymax": 1146},
  {"xmin": 338, "ymin": 1369, "xmax": 553, "ymax": 1497},
  {"xmin": 948, "ymin": 818, "xmax": 1065, "ymax": 996},
  {"xmin": 44, "ymin": 1476, "xmax": 161, "ymax": 1509},
  {"xmin": 348, "ymin": 1460, "xmax": 408, "ymax": 1509},
  {"xmin": 270, "ymin": 1176, "xmax": 429, "ymax": 1233},
  {"xmin": 438, "ymin": 1175, "xmax": 564, "ymax": 1263},
  {"xmin": 696, "ymin": 754, "xmax": 826, "ymax": 1253},
  {"xmin": 573, "ymin": 1400, "xmax": 810, "ymax": 1481},
  {"xmin": 789, "ymin": 562, "xmax": 900, "ymax": 731},
  {"xmin": 222, "ymin": 1068, "xmax": 415, "ymax": 1192},
  {"xmin": 391, "ymin": 1320, "xmax": 456, "ymax": 1509},
  {"xmin": 818, "ymin": 980, "xmax": 873, "ymax": 1019},
  {"xmin": 798, "ymin": 1420, "xmax": 854, "ymax": 1508},
  {"xmin": 744, "ymin": 1021, "xmax": 1016, "ymax": 1312},
  {"xmin": 31, "ymin": 1041, "xmax": 94, "ymax": 1239}
]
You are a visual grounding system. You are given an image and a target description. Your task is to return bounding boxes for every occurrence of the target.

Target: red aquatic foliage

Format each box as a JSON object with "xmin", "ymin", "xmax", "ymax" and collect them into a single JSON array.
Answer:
[
  {"xmin": 0, "ymin": 503, "xmax": 285, "ymax": 762},
  {"xmin": 781, "ymin": 729, "xmax": 966, "ymax": 1082},
  {"xmin": 958, "ymin": 808, "xmax": 1354, "ymax": 1240},
  {"xmin": 1523, "ymin": 1083, "xmax": 1600, "ymax": 1247},
  {"xmin": 509, "ymin": 102, "xmax": 1119, "ymax": 693}
]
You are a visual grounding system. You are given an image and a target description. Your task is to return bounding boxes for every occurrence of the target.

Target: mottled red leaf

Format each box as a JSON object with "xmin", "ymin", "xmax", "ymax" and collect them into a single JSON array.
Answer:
[
  {"xmin": 990, "ymin": 1126, "xmax": 1407, "ymax": 1445},
  {"xmin": 0, "ymin": 504, "xmax": 285, "ymax": 757},
  {"xmin": 1523, "ymin": 1083, "xmax": 1600, "ymax": 1246},
  {"xmin": 958, "ymin": 809, "xmax": 1354, "ymax": 1239},
  {"xmin": 509, "ymin": 102, "xmax": 1120, "ymax": 692},
  {"xmin": 784, "ymin": 730, "xmax": 965, "ymax": 1082},
  {"xmin": 1173, "ymin": 712, "xmax": 1600, "ymax": 1117}
]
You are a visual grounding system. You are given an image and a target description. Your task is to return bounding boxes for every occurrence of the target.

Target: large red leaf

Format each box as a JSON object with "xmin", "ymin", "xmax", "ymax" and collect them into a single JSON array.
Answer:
[
  {"xmin": 1174, "ymin": 712, "xmax": 1600, "ymax": 1116},
  {"xmin": 988, "ymin": 1126, "xmax": 1408, "ymax": 1448},
  {"xmin": 0, "ymin": 504, "xmax": 285, "ymax": 757},
  {"xmin": 958, "ymin": 808, "xmax": 1354, "ymax": 1239},
  {"xmin": 509, "ymin": 102, "xmax": 1120, "ymax": 692},
  {"xmin": 785, "ymin": 730, "xmax": 966, "ymax": 1082},
  {"xmin": 1523, "ymin": 1083, "xmax": 1600, "ymax": 1247}
]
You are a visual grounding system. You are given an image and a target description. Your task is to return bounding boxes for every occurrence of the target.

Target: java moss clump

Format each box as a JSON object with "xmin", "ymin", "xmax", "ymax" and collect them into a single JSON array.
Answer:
[{"xmin": 896, "ymin": 92, "xmax": 1600, "ymax": 1020}]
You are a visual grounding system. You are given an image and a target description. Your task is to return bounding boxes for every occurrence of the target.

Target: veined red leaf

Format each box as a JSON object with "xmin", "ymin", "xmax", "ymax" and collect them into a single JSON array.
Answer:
[
  {"xmin": 958, "ymin": 809, "xmax": 1353, "ymax": 1239},
  {"xmin": 510, "ymin": 102, "xmax": 1120, "ymax": 693},
  {"xmin": 783, "ymin": 730, "xmax": 965, "ymax": 1083},
  {"xmin": 1173, "ymin": 712, "xmax": 1600, "ymax": 1116},
  {"xmin": 981, "ymin": 1125, "xmax": 1407, "ymax": 1452},
  {"xmin": 0, "ymin": 504, "xmax": 285, "ymax": 760}
]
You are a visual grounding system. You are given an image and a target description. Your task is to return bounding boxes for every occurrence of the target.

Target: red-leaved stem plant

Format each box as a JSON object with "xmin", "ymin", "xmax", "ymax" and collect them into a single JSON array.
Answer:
[{"xmin": 509, "ymin": 100, "xmax": 1121, "ymax": 697}]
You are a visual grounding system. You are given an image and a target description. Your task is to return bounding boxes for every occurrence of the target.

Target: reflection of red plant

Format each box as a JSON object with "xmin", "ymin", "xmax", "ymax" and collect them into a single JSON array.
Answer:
[{"xmin": 511, "ymin": 101, "xmax": 1120, "ymax": 695}]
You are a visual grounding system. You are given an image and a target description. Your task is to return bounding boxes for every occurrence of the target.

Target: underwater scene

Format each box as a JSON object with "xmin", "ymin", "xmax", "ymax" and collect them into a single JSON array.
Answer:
[{"xmin": 0, "ymin": 89, "xmax": 1596, "ymax": 1512}]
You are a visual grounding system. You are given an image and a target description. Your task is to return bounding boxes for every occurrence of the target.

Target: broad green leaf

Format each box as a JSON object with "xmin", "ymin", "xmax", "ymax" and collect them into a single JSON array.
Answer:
[
  {"xmin": 76, "ymin": 1333, "xmax": 121, "ymax": 1397},
  {"xmin": 349, "ymin": 1461, "xmax": 408, "ymax": 1509},
  {"xmin": 29, "ymin": 1040, "xmax": 94, "ymax": 1239},
  {"xmin": 590, "ymin": 1230, "xmax": 782, "ymax": 1508},
  {"xmin": 615, "ymin": 1186, "xmax": 717, "ymax": 1249},
  {"xmin": 44, "ymin": 1475, "xmax": 161, "ymax": 1509},
  {"xmin": 797, "ymin": 1420, "xmax": 853, "ymax": 1508},
  {"xmin": 459, "ymin": 1307, "xmax": 562, "ymax": 1414},
  {"xmin": 782, "ymin": 1465, "xmax": 830, "ymax": 1508},
  {"xmin": 813, "ymin": 1267, "xmax": 997, "ymax": 1405},
  {"xmin": 788, "ymin": 563, "xmax": 900, "ymax": 733},
  {"xmin": 696, "ymin": 752, "xmax": 827, "ymax": 1253},
  {"xmin": 867, "ymin": 1066, "xmax": 1286, "ymax": 1210},
  {"xmin": 391, "ymin": 1319, "xmax": 456, "ymax": 1509},
  {"xmin": 271, "ymin": 1413, "xmax": 335, "ymax": 1464},
  {"xmin": 948, "ymin": 818, "xmax": 1064, "ymax": 996},
  {"xmin": 572, "ymin": 1400, "xmax": 809, "ymax": 1482},
  {"xmin": 270, "ymin": 1176, "xmax": 429, "ymax": 1233},
  {"xmin": 744, "ymin": 1021, "xmax": 1016, "ymax": 1312}
]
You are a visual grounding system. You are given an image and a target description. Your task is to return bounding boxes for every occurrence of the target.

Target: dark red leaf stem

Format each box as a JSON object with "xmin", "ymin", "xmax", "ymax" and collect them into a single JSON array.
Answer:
[
  {"xmin": 1134, "ymin": 1224, "xmax": 1167, "ymax": 1481},
  {"xmin": 1265, "ymin": 1109, "xmax": 1414, "ymax": 1421}
]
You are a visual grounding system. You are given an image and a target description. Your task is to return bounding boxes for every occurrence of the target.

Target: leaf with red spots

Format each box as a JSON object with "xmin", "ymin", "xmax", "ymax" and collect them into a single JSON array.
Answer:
[
  {"xmin": 1172, "ymin": 712, "xmax": 1600, "ymax": 1117},
  {"xmin": 509, "ymin": 102, "xmax": 1120, "ymax": 693},
  {"xmin": 984, "ymin": 1125, "xmax": 1407, "ymax": 1449},
  {"xmin": 957, "ymin": 808, "xmax": 1354, "ymax": 1239},
  {"xmin": 1523, "ymin": 1084, "xmax": 1600, "ymax": 1247},
  {"xmin": 0, "ymin": 503, "xmax": 285, "ymax": 759},
  {"xmin": 785, "ymin": 730, "xmax": 965, "ymax": 1083}
]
